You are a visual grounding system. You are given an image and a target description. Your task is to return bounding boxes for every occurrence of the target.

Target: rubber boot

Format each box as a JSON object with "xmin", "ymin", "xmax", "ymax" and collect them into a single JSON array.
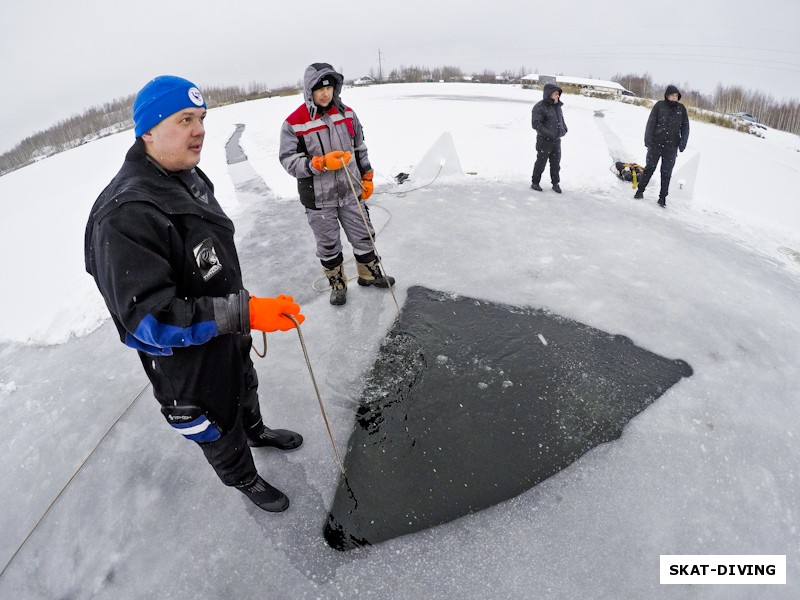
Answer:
[
  {"xmin": 246, "ymin": 422, "xmax": 303, "ymax": 450},
  {"xmin": 323, "ymin": 263, "xmax": 347, "ymax": 305},
  {"xmin": 237, "ymin": 475, "xmax": 289, "ymax": 512},
  {"xmin": 356, "ymin": 258, "xmax": 395, "ymax": 288}
]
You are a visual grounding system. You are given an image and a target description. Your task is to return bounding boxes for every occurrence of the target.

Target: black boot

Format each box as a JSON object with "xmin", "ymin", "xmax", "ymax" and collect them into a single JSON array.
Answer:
[
  {"xmin": 531, "ymin": 182, "xmax": 543, "ymax": 191},
  {"xmin": 634, "ymin": 190, "xmax": 644, "ymax": 199},
  {"xmin": 247, "ymin": 423, "xmax": 303, "ymax": 450},
  {"xmin": 657, "ymin": 197, "xmax": 666, "ymax": 207},
  {"xmin": 323, "ymin": 263, "xmax": 347, "ymax": 305},
  {"xmin": 356, "ymin": 257, "xmax": 395, "ymax": 288},
  {"xmin": 552, "ymin": 183, "xmax": 562, "ymax": 194},
  {"xmin": 237, "ymin": 475, "xmax": 289, "ymax": 512}
]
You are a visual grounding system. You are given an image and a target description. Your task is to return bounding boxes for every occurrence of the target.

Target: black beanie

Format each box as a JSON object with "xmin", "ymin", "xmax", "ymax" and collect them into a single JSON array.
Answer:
[{"xmin": 312, "ymin": 76, "xmax": 335, "ymax": 92}]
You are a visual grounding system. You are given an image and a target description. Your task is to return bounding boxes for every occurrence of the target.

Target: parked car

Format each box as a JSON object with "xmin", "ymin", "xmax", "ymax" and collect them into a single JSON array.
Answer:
[{"xmin": 729, "ymin": 112, "xmax": 767, "ymax": 130}]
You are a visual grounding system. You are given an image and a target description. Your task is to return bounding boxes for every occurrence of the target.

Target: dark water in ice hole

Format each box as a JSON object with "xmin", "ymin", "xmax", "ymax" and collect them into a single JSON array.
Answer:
[{"xmin": 324, "ymin": 286, "xmax": 693, "ymax": 550}]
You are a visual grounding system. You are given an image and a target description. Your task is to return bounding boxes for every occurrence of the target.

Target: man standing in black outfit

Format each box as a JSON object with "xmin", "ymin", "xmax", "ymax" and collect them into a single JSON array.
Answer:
[
  {"xmin": 85, "ymin": 75, "xmax": 306, "ymax": 513},
  {"xmin": 531, "ymin": 83, "xmax": 568, "ymax": 193},
  {"xmin": 634, "ymin": 85, "xmax": 690, "ymax": 207}
]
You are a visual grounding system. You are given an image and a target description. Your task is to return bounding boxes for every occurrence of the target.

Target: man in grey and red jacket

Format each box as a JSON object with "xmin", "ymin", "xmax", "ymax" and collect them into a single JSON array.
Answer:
[
  {"xmin": 634, "ymin": 84, "xmax": 690, "ymax": 207},
  {"xmin": 531, "ymin": 82, "xmax": 568, "ymax": 193},
  {"xmin": 85, "ymin": 76, "xmax": 305, "ymax": 513},
  {"xmin": 279, "ymin": 62, "xmax": 395, "ymax": 306}
]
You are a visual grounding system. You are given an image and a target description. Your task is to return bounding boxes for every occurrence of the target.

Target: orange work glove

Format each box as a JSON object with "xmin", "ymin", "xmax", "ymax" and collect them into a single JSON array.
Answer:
[
  {"xmin": 310, "ymin": 150, "xmax": 352, "ymax": 172},
  {"xmin": 360, "ymin": 171, "xmax": 374, "ymax": 200},
  {"xmin": 249, "ymin": 294, "xmax": 305, "ymax": 332}
]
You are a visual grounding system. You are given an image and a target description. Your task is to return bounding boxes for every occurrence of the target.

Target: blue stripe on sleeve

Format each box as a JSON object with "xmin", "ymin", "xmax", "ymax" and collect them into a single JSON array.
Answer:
[
  {"xmin": 130, "ymin": 314, "xmax": 219, "ymax": 353},
  {"xmin": 125, "ymin": 333, "xmax": 174, "ymax": 356}
]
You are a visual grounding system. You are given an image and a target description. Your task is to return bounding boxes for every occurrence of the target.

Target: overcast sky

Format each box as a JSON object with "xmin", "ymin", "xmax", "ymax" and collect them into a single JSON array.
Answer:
[{"xmin": 1, "ymin": 0, "xmax": 798, "ymax": 154}]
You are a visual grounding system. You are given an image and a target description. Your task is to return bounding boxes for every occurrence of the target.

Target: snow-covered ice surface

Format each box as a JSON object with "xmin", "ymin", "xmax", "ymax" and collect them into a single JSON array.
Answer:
[{"xmin": 0, "ymin": 83, "xmax": 799, "ymax": 598}]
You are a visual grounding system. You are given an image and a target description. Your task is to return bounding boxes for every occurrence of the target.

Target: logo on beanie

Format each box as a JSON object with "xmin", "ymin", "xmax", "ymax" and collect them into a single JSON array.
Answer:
[{"xmin": 188, "ymin": 87, "xmax": 204, "ymax": 106}]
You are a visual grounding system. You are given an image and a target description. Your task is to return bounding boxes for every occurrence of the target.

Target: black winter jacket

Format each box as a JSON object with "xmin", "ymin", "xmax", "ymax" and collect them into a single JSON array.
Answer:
[
  {"xmin": 84, "ymin": 140, "xmax": 252, "ymax": 426},
  {"xmin": 531, "ymin": 83, "xmax": 568, "ymax": 141},
  {"xmin": 645, "ymin": 85, "xmax": 690, "ymax": 151},
  {"xmin": 85, "ymin": 139, "xmax": 249, "ymax": 355}
]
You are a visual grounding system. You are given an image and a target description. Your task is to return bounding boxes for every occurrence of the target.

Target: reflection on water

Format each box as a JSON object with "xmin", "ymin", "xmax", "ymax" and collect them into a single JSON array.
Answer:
[{"xmin": 325, "ymin": 286, "xmax": 693, "ymax": 551}]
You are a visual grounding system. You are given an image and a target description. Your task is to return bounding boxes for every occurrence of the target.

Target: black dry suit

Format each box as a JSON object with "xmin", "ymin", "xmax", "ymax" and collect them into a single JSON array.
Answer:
[
  {"xmin": 531, "ymin": 83, "xmax": 568, "ymax": 186},
  {"xmin": 637, "ymin": 84, "xmax": 690, "ymax": 201},
  {"xmin": 84, "ymin": 139, "xmax": 265, "ymax": 486}
]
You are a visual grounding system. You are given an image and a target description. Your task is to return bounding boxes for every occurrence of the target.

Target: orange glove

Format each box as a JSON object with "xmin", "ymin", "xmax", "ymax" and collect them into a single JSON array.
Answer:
[
  {"xmin": 361, "ymin": 171, "xmax": 374, "ymax": 200},
  {"xmin": 311, "ymin": 150, "xmax": 351, "ymax": 172},
  {"xmin": 249, "ymin": 294, "xmax": 305, "ymax": 332}
]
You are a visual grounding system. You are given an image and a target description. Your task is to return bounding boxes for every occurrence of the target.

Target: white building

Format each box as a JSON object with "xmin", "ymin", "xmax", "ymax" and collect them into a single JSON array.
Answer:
[{"xmin": 522, "ymin": 74, "xmax": 634, "ymax": 96}]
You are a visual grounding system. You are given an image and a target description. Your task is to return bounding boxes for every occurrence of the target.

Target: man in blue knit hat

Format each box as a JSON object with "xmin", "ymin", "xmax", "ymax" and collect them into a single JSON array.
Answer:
[{"xmin": 85, "ymin": 76, "xmax": 306, "ymax": 512}]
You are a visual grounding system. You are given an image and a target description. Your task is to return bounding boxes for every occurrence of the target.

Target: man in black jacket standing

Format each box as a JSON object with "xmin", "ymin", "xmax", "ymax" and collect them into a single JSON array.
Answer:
[
  {"xmin": 531, "ymin": 83, "xmax": 568, "ymax": 193},
  {"xmin": 634, "ymin": 85, "xmax": 690, "ymax": 207},
  {"xmin": 85, "ymin": 76, "xmax": 306, "ymax": 513}
]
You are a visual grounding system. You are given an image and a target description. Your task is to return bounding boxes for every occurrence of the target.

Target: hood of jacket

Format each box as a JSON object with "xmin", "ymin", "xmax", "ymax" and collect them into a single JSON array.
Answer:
[
  {"xmin": 303, "ymin": 63, "xmax": 344, "ymax": 119},
  {"xmin": 543, "ymin": 83, "xmax": 563, "ymax": 103},
  {"xmin": 664, "ymin": 84, "xmax": 682, "ymax": 101}
]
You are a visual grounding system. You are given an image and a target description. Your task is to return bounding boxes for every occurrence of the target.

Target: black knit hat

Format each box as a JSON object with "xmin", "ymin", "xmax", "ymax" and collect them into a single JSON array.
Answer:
[{"xmin": 312, "ymin": 76, "xmax": 335, "ymax": 92}]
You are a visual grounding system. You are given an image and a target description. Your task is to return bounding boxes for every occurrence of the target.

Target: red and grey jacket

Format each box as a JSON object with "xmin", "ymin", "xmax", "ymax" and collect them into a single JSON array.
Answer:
[{"xmin": 279, "ymin": 63, "xmax": 372, "ymax": 209}]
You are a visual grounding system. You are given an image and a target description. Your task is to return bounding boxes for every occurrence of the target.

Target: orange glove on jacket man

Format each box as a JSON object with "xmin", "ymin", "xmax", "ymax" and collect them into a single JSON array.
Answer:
[{"xmin": 85, "ymin": 75, "xmax": 305, "ymax": 513}]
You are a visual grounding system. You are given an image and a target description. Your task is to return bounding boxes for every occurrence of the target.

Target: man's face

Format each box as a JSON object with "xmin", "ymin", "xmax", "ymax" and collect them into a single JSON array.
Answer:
[
  {"xmin": 667, "ymin": 93, "xmax": 679, "ymax": 101},
  {"xmin": 142, "ymin": 107, "xmax": 206, "ymax": 171},
  {"xmin": 550, "ymin": 90, "xmax": 560, "ymax": 101},
  {"xmin": 312, "ymin": 85, "xmax": 334, "ymax": 108}
]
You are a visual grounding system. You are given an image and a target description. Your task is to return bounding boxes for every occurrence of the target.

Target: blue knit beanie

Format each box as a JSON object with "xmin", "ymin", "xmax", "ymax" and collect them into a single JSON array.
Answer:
[{"xmin": 132, "ymin": 76, "xmax": 206, "ymax": 137}]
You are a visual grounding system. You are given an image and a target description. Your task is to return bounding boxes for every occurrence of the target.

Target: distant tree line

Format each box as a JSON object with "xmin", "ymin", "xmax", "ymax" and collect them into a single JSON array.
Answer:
[
  {"xmin": 0, "ymin": 96, "xmax": 134, "ymax": 176},
  {"xmin": 372, "ymin": 64, "xmax": 527, "ymax": 84},
  {"xmin": 612, "ymin": 72, "xmax": 800, "ymax": 134},
  {"xmin": 0, "ymin": 82, "xmax": 297, "ymax": 177},
  {"xmin": 3, "ymin": 69, "xmax": 798, "ymax": 177}
]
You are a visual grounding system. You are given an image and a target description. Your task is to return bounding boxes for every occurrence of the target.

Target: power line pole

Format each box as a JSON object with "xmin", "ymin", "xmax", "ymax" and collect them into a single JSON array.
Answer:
[{"xmin": 378, "ymin": 49, "xmax": 383, "ymax": 83}]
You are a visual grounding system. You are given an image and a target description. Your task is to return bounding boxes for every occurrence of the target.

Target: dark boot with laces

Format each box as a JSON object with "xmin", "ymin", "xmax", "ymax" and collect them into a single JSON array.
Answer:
[
  {"xmin": 237, "ymin": 475, "xmax": 289, "ymax": 512},
  {"xmin": 356, "ymin": 257, "xmax": 395, "ymax": 288},
  {"xmin": 323, "ymin": 263, "xmax": 347, "ymax": 305},
  {"xmin": 246, "ymin": 422, "xmax": 303, "ymax": 450}
]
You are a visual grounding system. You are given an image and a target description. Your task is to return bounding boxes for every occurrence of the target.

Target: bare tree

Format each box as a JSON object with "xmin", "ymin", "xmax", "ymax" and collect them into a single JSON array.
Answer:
[
  {"xmin": 1, "ymin": 82, "xmax": 287, "ymax": 176},
  {"xmin": 4, "ymin": 67, "xmax": 798, "ymax": 178}
]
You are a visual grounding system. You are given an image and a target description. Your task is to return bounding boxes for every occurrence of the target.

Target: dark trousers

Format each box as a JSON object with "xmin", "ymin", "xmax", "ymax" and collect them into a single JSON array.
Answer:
[
  {"xmin": 638, "ymin": 145, "xmax": 678, "ymax": 199},
  {"xmin": 149, "ymin": 335, "xmax": 266, "ymax": 488},
  {"xmin": 532, "ymin": 137, "xmax": 561, "ymax": 185},
  {"xmin": 198, "ymin": 356, "xmax": 264, "ymax": 487},
  {"xmin": 199, "ymin": 408, "xmax": 258, "ymax": 487}
]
